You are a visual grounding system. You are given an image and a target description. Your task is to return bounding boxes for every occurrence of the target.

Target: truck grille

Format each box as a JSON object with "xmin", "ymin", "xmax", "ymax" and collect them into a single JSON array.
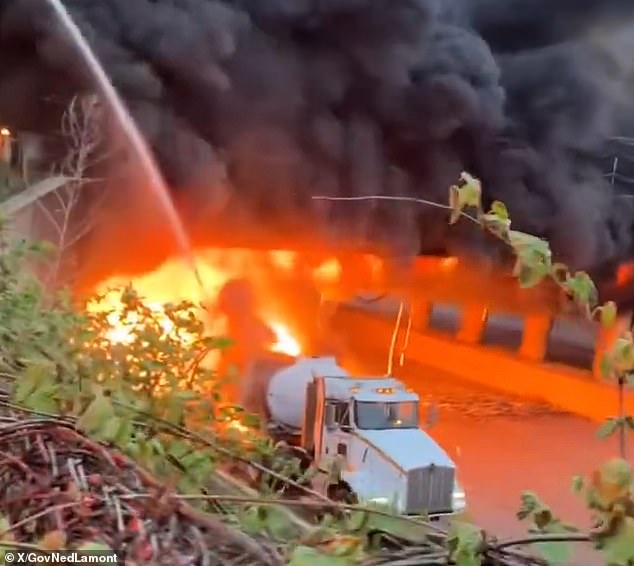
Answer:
[{"xmin": 406, "ymin": 465, "xmax": 454, "ymax": 514}]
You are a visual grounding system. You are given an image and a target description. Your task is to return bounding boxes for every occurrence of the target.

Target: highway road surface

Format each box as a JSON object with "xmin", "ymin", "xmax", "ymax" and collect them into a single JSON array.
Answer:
[{"xmin": 339, "ymin": 342, "xmax": 626, "ymax": 566}]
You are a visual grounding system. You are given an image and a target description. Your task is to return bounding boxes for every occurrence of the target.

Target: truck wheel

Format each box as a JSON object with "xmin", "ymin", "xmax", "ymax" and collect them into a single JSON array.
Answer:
[{"xmin": 327, "ymin": 482, "xmax": 357, "ymax": 505}]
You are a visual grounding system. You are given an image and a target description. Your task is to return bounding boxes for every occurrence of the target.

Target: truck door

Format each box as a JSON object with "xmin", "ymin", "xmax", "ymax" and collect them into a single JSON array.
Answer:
[
  {"xmin": 301, "ymin": 381, "xmax": 317, "ymax": 453},
  {"xmin": 321, "ymin": 400, "xmax": 352, "ymax": 473},
  {"xmin": 311, "ymin": 375, "xmax": 326, "ymax": 460}
]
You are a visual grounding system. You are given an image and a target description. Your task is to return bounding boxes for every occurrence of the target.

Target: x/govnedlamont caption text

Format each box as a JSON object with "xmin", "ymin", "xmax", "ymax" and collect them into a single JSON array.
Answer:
[{"xmin": 3, "ymin": 551, "xmax": 118, "ymax": 564}]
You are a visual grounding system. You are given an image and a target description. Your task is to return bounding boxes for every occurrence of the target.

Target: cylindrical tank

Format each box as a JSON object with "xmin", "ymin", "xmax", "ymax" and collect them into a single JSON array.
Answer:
[
  {"xmin": 266, "ymin": 356, "xmax": 349, "ymax": 428},
  {"xmin": 240, "ymin": 353, "xmax": 294, "ymax": 418},
  {"xmin": 241, "ymin": 354, "xmax": 349, "ymax": 429}
]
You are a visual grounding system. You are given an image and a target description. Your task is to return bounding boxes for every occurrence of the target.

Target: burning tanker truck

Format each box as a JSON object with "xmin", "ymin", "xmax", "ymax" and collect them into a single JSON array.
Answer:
[{"xmin": 240, "ymin": 354, "xmax": 466, "ymax": 518}]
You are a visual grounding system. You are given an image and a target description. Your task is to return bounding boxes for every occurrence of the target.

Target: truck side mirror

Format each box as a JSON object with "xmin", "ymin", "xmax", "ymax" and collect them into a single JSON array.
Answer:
[{"xmin": 325, "ymin": 404, "xmax": 336, "ymax": 430}]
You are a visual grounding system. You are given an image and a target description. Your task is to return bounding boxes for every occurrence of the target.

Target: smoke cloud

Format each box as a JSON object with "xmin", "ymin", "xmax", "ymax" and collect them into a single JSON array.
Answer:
[{"xmin": 0, "ymin": 0, "xmax": 633, "ymax": 276}]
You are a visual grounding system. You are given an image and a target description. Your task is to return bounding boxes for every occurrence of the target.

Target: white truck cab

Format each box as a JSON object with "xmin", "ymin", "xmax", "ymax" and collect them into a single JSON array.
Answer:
[{"xmin": 245, "ymin": 355, "xmax": 466, "ymax": 517}]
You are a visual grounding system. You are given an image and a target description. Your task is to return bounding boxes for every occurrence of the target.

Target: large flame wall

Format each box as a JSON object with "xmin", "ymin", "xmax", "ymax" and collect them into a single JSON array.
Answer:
[{"xmin": 86, "ymin": 246, "xmax": 386, "ymax": 368}]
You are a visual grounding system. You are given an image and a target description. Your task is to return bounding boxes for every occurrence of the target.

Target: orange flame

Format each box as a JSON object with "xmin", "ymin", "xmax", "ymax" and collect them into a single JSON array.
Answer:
[
  {"xmin": 269, "ymin": 322, "xmax": 301, "ymax": 357},
  {"xmin": 313, "ymin": 258, "xmax": 343, "ymax": 285},
  {"xmin": 87, "ymin": 247, "xmax": 378, "ymax": 364},
  {"xmin": 269, "ymin": 250, "xmax": 296, "ymax": 272},
  {"xmin": 413, "ymin": 255, "xmax": 459, "ymax": 274},
  {"xmin": 227, "ymin": 418, "xmax": 251, "ymax": 434},
  {"xmin": 617, "ymin": 262, "xmax": 634, "ymax": 287},
  {"xmin": 90, "ymin": 292, "xmax": 199, "ymax": 346},
  {"xmin": 84, "ymin": 246, "xmax": 393, "ymax": 384},
  {"xmin": 439, "ymin": 256, "xmax": 459, "ymax": 270}
]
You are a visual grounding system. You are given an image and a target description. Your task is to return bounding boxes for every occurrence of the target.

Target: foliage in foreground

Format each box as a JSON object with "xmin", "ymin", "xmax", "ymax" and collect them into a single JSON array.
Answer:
[
  {"xmin": 0, "ymin": 225, "xmax": 439, "ymax": 563},
  {"xmin": 448, "ymin": 173, "xmax": 634, "ymax": 565},
  {"xmin": 450, "ymin": 172, "xmax": 634, "ymax": 449},
  {"xmin": 1, "ymin": 238, "xmax": 235, "ymax": 491},
  {"xmin": 0, "ymin": 419, "xmax": 282, "ymax": 565},
  {"xmin": 0, "ymin": 169, "xmax": 633, "ymax": 564}
]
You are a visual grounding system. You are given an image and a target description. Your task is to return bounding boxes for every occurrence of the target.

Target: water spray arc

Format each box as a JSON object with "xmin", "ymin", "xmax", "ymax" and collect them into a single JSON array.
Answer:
[{"xmin": 44, "ymin": 0, "xmax": 203, "ymax": 289}]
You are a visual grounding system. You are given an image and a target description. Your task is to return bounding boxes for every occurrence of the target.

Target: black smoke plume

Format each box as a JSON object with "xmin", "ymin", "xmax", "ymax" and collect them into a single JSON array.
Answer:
[{"xmin": 0, "ymin": 0, "xmax": 634, "ymax": 278}]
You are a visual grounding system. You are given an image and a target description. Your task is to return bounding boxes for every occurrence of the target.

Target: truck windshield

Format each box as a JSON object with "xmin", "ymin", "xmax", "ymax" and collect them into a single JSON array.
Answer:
[{"xmin": 354, "ymin": 401, "xmax": 418, "ymax": 430}]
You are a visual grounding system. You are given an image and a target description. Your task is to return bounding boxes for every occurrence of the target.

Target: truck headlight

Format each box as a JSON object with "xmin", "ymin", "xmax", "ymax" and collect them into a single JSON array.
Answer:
[{"xmin": 452, "ymin": 483, "xmax": 467, "ymax": 512}]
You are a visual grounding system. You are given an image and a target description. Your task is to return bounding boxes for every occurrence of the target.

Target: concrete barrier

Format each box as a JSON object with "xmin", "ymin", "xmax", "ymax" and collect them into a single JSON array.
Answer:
[{"xmin": 336, "ymin": 306, "xmax": 634, "ymax": 423}]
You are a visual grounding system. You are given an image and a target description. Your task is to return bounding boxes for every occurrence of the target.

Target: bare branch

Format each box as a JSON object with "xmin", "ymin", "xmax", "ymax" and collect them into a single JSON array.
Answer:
[
  {"xmin": 35, "ymin": 199, "xmax": 62, "ymax": 240},
  {"xmin": 310, "ymin": 194, "xmax": 481, "ymax": 225},
  {"xmin": 39, "ymin": 94, "xmax": 108, "ymax": 288}
]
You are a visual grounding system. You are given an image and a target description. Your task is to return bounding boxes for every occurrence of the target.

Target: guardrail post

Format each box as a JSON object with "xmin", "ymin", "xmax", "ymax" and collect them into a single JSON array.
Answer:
[
  {"xmin": 457, "ymin": 304, "xmax": 488, "ymax": 344},
  {"xmin": 593, "ymin": 314, "xmax": 632, "ymax": 379},
  {"xmin": 519, "ymin": 314, "xmax": 552, "ymax": 362},
  {"xmin": 410, "ymin": 300, "xmax": 432, "ymax": 331}
]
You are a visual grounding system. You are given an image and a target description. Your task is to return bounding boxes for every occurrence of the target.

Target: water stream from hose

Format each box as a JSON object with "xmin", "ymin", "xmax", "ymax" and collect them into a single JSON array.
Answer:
[{"xmin": 45, "ymin": 0, "xmax": 204, "ymax": 289}]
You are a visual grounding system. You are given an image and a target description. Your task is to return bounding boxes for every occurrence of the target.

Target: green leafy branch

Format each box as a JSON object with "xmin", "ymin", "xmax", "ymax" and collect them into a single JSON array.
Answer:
[
  {"xmin": 447, "ymin": 172, "xmax": 633, "ymax": 454},
  {"xmin": 0, "ymin": 225, "xmax": 314, "ymax": 510},
  {"xmin": 313, "ymin": 172, "xmax": 634, "ymax": 565},
  {"xmin": 449, "ymin": 174, "xmax": 634, "ymax": 565},
  {"xmin": 316, "ymin": 173, "xmax": 633, "ymax": 454},
  {"xmin": 2, "ymin": 170, "xmax": 633, "ymax": 565}
]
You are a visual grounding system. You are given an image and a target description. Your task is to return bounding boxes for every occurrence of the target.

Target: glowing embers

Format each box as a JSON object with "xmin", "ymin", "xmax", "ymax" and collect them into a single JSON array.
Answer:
[{"xmin": 617, "ymin": 262, "xmax": 634, "ymax": 288}]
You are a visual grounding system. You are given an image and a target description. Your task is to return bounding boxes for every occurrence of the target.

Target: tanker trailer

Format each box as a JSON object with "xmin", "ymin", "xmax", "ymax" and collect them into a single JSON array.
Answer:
[{"xmin": 240, "ymin": 355, "xmax": 466, "ymax": 517}]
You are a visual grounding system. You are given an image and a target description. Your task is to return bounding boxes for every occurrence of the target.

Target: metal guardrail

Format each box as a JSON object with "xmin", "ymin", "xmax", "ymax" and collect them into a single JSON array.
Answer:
[
  {"xmin": 348, "ymin": 297, "xmax": 598, "ymax": 371},
  {"xmin": 336, "ymin": 306, "xmax": 634, "ymax": 422}
]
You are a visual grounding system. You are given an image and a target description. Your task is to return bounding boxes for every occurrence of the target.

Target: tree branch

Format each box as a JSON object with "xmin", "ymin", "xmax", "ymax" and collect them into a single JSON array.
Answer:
[
  {"xmin": 40, "ymin": 94, "xmax": 107, "ymax": 288},
  {"xmin": 494, "ymin": 532, "xmax": 592, "ymax": 551},
  {"xmin": 310, "ymin": 194, "xmax": 481, "ymax": 225}
]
